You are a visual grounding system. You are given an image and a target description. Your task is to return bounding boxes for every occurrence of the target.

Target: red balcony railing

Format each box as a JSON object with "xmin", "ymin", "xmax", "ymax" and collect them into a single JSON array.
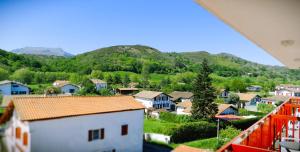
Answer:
[{"xmin": 218, "ymin": 97, "xmax": 300, "ymax": 152}]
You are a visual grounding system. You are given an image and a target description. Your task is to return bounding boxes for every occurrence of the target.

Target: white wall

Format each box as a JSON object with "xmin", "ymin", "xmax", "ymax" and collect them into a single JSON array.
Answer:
[
  {"xmin": 28, "ymin": 110, "xmax": 144, "ymax": 152},
  {"xmin": 4, "ymin": 111, "xmax": 31, "ymax": 152},
  {"xmin": 135, "ymin": 94, "xmax": 174, "ymax": 110},
  {"xmin": 0, "ymin": 83, "xmax": 29, "ymax": 95},
  {"xmin": 60, "ymin": 84, "xmax": 79, "ymax": 94},
  {"xmin": 0, "ymin": 83, "xmax": 11, "ymax": 95},
  {"xmin": 135, "ymin": 98, "xmax": 153, "ymax": 108},
  {"xmin": 95, "ymin": 83, "xmax": 107, "ymax": 91},
  {"xmin": 144, "ymin": 133, "xmax": 171, "ymax": 144}
]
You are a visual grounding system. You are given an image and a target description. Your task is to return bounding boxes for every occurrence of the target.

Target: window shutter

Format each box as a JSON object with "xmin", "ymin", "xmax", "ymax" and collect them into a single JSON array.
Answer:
[
  {"xmin": 23, "ymin": 132, "xmax": 28, "ymax": 146},
  {"xmin": 121, "ymin": 125, "xmax": 128, "ymax": 136},
  {"xmin": 100, "ymin": 128, "xmax": 104, "ymax": 139},
  {"xmin": 88, "ymin": 130, "xmax": 93, "ymax": 141},
  {"xmin": 16, "ymin": 127, "xmax": 21, "ymax": 139}
]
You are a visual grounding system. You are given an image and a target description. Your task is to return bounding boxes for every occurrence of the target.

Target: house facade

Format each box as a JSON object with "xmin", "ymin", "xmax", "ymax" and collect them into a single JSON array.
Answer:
[
  {"xmin": 53, "ymin": 80, "xmax": 79, "ymax": 94},
  {"xmin": 168, "ymin": 91, "xmax": 193, "ymax": 103},
  {"xmin": 0, "ymin": 80, "xmax": 30, "ymax": 95},
  {"xmin": 246, "ymin": 85, "xmax": 262, "ymax": 92},
  {"xmin": 219, "ymin": 89, "xmax": 229, "ymax": 98},
  {"xmin": 237, "ymin": 93, "xmax": 261, "ymax": 106},
  {"xmin": 176, "ymin": 101, "xmax": 238, "ymax": 118},
  {"xmin": 274, "ymin": 84, "xmax": 300, "ymax": 97},
  {"xmin": 90, "ymin": 79, "xmax": 107, "ymax": 91},
  {"xmin": 1, "ymin": 96, "xmax": 144, "ymax": 152},
  {"xmin": 134, "ymin": 91, "xmax": 175, "ymax": 110}
]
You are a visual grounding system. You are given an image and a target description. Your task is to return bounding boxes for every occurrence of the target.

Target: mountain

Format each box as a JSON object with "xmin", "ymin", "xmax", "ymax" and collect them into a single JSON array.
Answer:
[
  {"xmin": 11, "ymin": 47, "xmax": 73, "ymax": 57},
  {"xmin": 2, "ymin": 45, "xmax": 300, "ymax": 83}
]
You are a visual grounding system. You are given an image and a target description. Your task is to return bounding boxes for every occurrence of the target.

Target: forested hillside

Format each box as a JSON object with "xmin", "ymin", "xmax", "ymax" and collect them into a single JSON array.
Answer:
[{"xmin": 1, "ymin": 45, "xmax": 300, "ymax": 94}]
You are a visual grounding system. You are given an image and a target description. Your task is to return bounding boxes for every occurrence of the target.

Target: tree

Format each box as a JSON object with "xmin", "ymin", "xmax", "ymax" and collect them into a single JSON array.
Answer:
[
  {"xmin": 45, "ymin": 86, "xmax": 61, "ymax": 95},
  {"xmin": 230, "ymin": 79, "xmax": 246, "ymax": 92},
  {"xmin": 10, "ymin": 68, "xmax": 34, "ymax": 84},
  {"xmin": 191, "ymin": 59, "xmax": 218, "ymax": 119},
  {"xmin": 105, "ymin": 74, "xmax": 113, "ymax": 85},
  {"xmin": 122, "ymin": 74, "xmax": 131, "ymax": 87},
  {"xmin": 78, "ymin": 78, "xmax": 97, "ymax": 95},
  {"xmin": 113, "ymin": 73, "xmax": 122, "ymax": 84},
  {"xmin": 90, "ymin": 70, "xmax": 104, "ymax": 79},
  {"xmin": 226, "ymin": 93, "xmax": 240, "ymax": 105},
  {"xmin": 0, "ymin": 68, "xmax": 9, "ymax": 81}
]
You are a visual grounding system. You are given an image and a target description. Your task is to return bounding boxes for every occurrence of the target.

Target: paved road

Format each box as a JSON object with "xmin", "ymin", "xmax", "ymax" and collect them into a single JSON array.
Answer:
[{"xmin": 143, "ymin": 142, "xmax": 172, "ymax": 152}]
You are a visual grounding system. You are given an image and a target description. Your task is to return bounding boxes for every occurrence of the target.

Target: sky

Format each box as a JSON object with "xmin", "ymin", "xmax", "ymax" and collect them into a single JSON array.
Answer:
[{"xmin": 0, "ymin": 0, "xmax": 282, "ymax": 66}]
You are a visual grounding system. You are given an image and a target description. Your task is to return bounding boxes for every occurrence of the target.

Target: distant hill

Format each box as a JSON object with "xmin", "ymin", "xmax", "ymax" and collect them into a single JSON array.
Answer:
[
  {"xmin": 11, "ymin": 47, "xmax": 73, "ymax": 57},
  {"xmin": 1, "ymin": 44, "xmax": 299, "ymax": 82}
]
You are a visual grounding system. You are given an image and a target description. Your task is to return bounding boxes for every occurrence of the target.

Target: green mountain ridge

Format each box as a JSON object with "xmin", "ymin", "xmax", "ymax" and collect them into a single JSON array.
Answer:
[{"xmin": 1, "ymin": 45, "xmax": 300, "ymax": 83}]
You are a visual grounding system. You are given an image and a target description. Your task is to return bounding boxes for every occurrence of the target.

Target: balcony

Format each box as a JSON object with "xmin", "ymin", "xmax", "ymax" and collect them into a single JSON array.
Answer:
[{"xmin": 218, "ymin": 97, "xmax": 300, "ymax": 152}]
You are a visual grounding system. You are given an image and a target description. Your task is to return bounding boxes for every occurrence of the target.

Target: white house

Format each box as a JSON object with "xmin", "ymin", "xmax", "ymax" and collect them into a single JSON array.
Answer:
[
  {"xmin": 275, "ymin": 84, "xmax": 300, "ymax": 97},
  {"xmin": 134, "ymin": 91, "xmax": 175, "ymax": 110},
  {"xmin": 176, "ymin": 101, "xmax": 238, "ymax": 118},
  {"xmin": 0, "ymin": 80, "xmax": 30, "ymax": 95},
  {"xmin": 53, "ymin": 80, "xmax": 79, "ymax": 94},
  {"xmin": 246, "ymin": 85, "xmax": 262, "ymax": 92},
  {"xmin": 90, "ymin": 79, "xmax": 107, "ymax": 91},
  {"xmin": 168, "ymin": 91, "xmax": 193, "ymax": 103},
  {"xmin": 1, "ymin": 96, "xmax": 144, "ymax": 152}
]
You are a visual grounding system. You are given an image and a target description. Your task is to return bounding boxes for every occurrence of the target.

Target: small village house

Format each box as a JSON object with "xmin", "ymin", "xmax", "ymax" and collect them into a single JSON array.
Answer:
[
  {"xmin": 90, "ymin": 79, "xmax": 107, "ymax": 91},
  {"xmin": 0, "ymin": 96, "xmax": 144, "ymax": 152},
  {"xmin": 275, "ymin": 84, "xmax": 300, "ymax": 97},
  {"xmin": 134, "ymin": 91, "xmax": 175, "ymax": 110},
  {"xmin": 0, "ymin": 80, "xmax": 30, "ymax": 96},
  {"xmin": 53, "ymin": 80, "xmax": 79, "ymax": 94},
  {"xmin": 219, "ymin": 89, "xmax": 229, "ymax": 98},
  {"xmin": 116, "ymin": 88, "xmax": 139, "ymax": 95},
  {"xmin": 261, "ymin": 95, "xmax": 289, "ymax": 105},
  {"xmin": 246, "ymin": 85, "xmax": 262, "ymax": 92},
  {"xmin": 237, "ymin": 93, "xmax": 261, "ymax": 106},
  {"xmin": 176, "ymin": 101, "xmax": 238, "ymax": 118},
  {"xmin": 168, "ymin": 91, "xmax": 193, "ymax": 103}
]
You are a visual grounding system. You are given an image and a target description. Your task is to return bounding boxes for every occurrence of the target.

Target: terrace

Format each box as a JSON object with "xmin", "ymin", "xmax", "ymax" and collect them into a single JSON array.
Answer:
[{"xmin": 218, "ymin": 97, "xmax": 300, "ymax": 152}]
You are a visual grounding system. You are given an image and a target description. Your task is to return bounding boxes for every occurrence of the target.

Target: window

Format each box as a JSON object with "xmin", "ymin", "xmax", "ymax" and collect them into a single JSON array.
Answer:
[
  {"xmin": 23, "ymin": 132, "xmax": 28, "ymax": 146},
  {"xmin": 121, "ymin": 125, "xmax": 128, "ymax": 136},
  {"xmin": 93, "ymin": 130, "xmax": 99, "ymax": 140},
  {"xmin": 16, "ymin": 127, "xmax": 21, "ymax": 139},
  {"xmin": 88, "ymin": 128, "xmax": 104, "ymax": 142}
]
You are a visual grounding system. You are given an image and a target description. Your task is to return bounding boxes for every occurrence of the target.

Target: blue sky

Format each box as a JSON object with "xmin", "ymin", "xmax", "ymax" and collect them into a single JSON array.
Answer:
[{"xmin": 0, "ymin": 0, "xmax": 282, "ymax": 66}]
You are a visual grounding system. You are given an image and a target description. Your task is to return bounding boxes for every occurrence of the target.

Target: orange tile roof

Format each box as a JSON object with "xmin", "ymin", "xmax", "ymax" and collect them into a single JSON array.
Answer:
[
  {"xmin": 172, "ymin": 145, "xmax": 209, "ymax": 152},
  {"xmin": 12, "ymin": 96, "xmax": 144, "ymax": 121}
]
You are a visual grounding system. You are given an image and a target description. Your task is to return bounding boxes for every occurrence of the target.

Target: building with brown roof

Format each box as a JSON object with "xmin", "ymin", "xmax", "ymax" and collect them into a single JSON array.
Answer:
[
  {"xmin": 116, "ymin": 88, "xmax": 139, "ymax": 95},
  {"xmin": 90, "ymin": 79, "xmax": 107, "ymax": 91},
  {"xmin": 176, "ymin": 101, "xmax": 238, "ymax": 117},
  {"xmin": 134, "ymin": 90, "xmax": 175, "ymax": 110},
  {"xmin": 169, "ymin": 91, "xmax": 193, "ymax": 102},
  {"xmin": 237, "ymin": 93, "xmax": 261, "ymax": 106},
  {"xmin": 1, "ymin": 96, "xmax": 144, "ymax": 152},
  {"xmin": 53, "ymin": 80, "xmax": 79, "ymax": 94}
]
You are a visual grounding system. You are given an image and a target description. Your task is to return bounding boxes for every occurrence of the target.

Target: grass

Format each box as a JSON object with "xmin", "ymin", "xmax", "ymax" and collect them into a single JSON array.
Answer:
[
  {"xmin": 144, "ymin": 119, "xmax": 179, "ymax": 135},
  {"xmin": 146, "ymin": 137, "xmax": 220, "ymax": 151}
]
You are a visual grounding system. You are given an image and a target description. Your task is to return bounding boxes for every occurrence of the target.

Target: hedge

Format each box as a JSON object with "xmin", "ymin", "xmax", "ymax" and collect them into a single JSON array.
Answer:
[
  {"xmin": 230, "ymin": 117, "xmax": 262, "ymax": 130},
  {"xmin": 171, "ymin": 121, "xmax": 217, "ymax": 143},
  {"xmin": 159, "ymin": 112, "xmax": 194, "ymax": 123}
]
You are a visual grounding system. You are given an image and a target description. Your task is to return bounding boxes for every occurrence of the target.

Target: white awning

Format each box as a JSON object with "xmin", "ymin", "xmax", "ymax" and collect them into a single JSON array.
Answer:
[{"xmin": 196, "ymin": 0, "xmax": 300, "ymax": 68}]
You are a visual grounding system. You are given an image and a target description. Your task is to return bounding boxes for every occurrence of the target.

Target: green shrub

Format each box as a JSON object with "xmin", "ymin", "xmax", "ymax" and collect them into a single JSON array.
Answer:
[
  {"xmin": 238, "ymin": 108, "xmax": 265, "ymax": 117},
  {"xmin": 217, "ymin": 126, "xmax": 241, "ymax": 149},
  {"xmin": 230, "ymin": 117, "xmax": 261, "ymax": 130},
  {"xmin": 171, "ymin": 121, "xmax": 217, "ymax": 143},
  {"xmin": 159, "ymin": 112, "xmax": 194, "ymax": 123},
  {"xmin": 257, "ymin": 103, "xmax": 275, "ymax": 113}
]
